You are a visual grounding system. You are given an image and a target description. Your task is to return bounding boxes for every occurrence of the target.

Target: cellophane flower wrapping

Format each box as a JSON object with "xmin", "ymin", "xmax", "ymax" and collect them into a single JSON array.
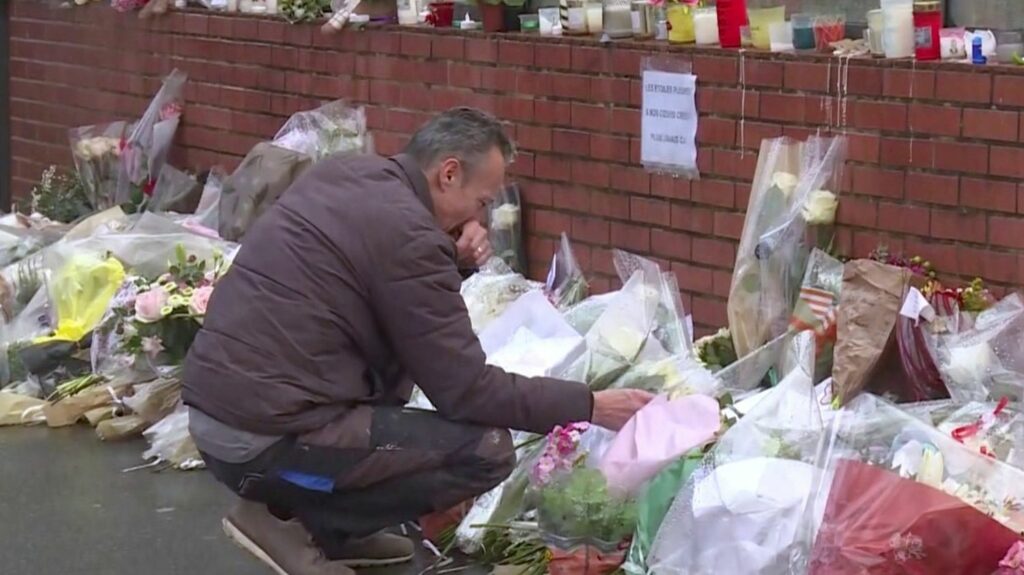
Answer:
[
  {"xmin": 461, "ymin": 257, "xmax": 542, "ymax": 334},
  {"xmin": 934, "ymin": 292, "xmax": 1024, "ymax": 404},
  {"xmin": 545, "ymin": 233, "xmax": 589, "ymax": 311},
  {"xmin": 786, "ymin": 248, "xmax": 842, "ymax": 383},
  {"xmin": 892, "ymin": 287, "xmax": 953, "ymax": 403},
  {"xmin": 648, "ymin": 364, "xmax": 824, "ymax": 575},
  {"xmin": 116, "ymin": 69, "xmax": 187, "ymax": 210},
  {"xmin": 142, "ymin": 402, "xmax": 204, "ymax": 469},
  {"xmin": 803, "ymin": 393, "xmax": 1024, "ymax": 574},
  {"xmin": 936, "ymin": 400, "xmax": 1024, "ymax": 469},
  {"xmin": 271, "ymin": 99, "xmax": 370, "ymax": 161},
  {"xmin": 146, "ymin": 165, "xmax": 203, "ymax": 215},
  {"xmin": 727, "ymin": 136, "xmax": 846, "ymax": 359},
  {"xmin": 489, "ymin": 184, "xmax": 526, "ymax": 274},
  {"xmin": 69, "ymin": 121, "xmax": 128, "ymax": 211}
]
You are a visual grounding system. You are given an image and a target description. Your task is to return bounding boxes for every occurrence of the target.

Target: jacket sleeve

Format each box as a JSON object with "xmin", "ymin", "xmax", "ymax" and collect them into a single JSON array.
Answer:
[{"xmin": 365, "ymin": 218, "xmax": 593, "ymax": 435}]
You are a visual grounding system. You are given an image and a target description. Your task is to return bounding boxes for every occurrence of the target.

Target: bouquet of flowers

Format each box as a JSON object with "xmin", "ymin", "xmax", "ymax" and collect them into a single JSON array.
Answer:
[
  {"xmin": 69, "ymin": 121, "xmax": 127, "ymax": 211},
  {"xmin": 647, "ymin": 366, "xmax": 824, "ymax": 575},
  {"xmin": 545, "ymin": 234, "xmax": 588, "ymax": 312},
  {"xmin": 461, "ymin": 258, "xmax": 542, "ymax": 334},
  {"xmin": 728, "ymin": 136, "xmax": 845, "ymax": 358},
  {"xmin": 804, "ymin": 393, "xmax": 1024, "ymax": 574},
  {"xmin": 93, "ymin": 244, "xmax": 228, "ymax": 377},
  {"xmin": 29, "ymin": 165, "xmax": 93, "ymax": 224},
  {"xmin": 936, "ymin": 399, "xmax": 1024, "ymax": 468},
  {"xmin": 116, "ymin": 69, "xmax": 187, "ymax": 212},
  {"xmin": 489, "ymin": 185, "xmax": 526, "ymax": 274}
]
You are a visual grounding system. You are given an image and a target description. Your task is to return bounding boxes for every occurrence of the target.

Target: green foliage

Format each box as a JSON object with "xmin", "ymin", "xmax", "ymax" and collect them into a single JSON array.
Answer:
[
  {"xmin": 30, "ymin": 166, "xmax": 92, "ymax": 223},
  {"xmin": 538, "ymin": 468, "xmax": 637, "ymax": 545}
]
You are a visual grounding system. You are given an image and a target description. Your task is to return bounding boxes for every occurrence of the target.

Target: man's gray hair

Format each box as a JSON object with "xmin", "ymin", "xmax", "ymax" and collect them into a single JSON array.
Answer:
[{"xmin": 403, "ymin": 107, "xmax": 516, "ymax": 173}]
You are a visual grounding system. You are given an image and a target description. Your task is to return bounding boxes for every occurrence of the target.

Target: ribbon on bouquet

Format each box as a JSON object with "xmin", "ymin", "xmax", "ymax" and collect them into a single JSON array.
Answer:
[
  {"xmin": 950, "ymin": 397, "xmax": 1011, "ymax": 457},
  {"xmin": 790, "ymin": 286, "xmax": 838, "ymax": 353}
]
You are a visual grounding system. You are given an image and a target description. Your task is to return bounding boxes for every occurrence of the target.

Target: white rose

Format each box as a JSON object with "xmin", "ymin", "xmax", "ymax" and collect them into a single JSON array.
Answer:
[
  {"xmin": 917, "ymin": 446, "xmax": 944, "ymax": 489},
  {"xmin": 802, "ymin": 190, "xmax": 838, "ymax": 225},
  {"xmin": 490, "ymin": 204, "xmax": 520, "ymax": 231},
  {"xmin": 74, "ymin": 140, "xmax": 93, "ymax": 159},
  {"xmin": 87, "ymin": 139, "xmax": 110, "ymax": 158},
  {"xmin": 604, "ymin": 327, "xmax": 644, "ymax": 361},
  {"xmin": 771, "ymin": 171, "xmax": 799, "ymax": 197},
  {"xmin": 947, "ymin": 343, "xmax": 996, "ymax": 387}
]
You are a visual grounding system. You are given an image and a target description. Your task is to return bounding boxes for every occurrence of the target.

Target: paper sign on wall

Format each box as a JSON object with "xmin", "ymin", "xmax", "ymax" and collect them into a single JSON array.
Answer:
[{"xmin": 641, "ymin": 62, "xmax": 699, "ymax": 179}]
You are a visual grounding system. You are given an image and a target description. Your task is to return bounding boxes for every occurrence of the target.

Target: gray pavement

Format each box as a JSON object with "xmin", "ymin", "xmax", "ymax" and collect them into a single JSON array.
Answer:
[{"xmin": 0, "ymin": 426, "xmax": 485, "ymax": 575}]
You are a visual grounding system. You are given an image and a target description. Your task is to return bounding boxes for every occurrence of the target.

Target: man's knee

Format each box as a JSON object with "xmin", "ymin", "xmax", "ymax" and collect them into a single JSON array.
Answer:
[{"xmin": 474, "ymin": 428, "xmax": 516, "ymax": 483}]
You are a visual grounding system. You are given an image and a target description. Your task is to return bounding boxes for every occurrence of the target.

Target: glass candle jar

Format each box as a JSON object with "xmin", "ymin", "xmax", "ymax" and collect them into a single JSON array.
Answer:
[
  {"xmin": 587, "ymin": 0, "xmax": 605, "ymax": 33},
  {"xmin": 882, "ymin": 0, "xmax": 914, "ymax": 58},
  {"xmin": 913, "ymin": 0, "xmax": 942, "ymax": 60},
  {"xmin": 791, "ymin": 12, "xmax": 815, "ymax": 49},
  {"xmin": 748, "ymin": 6, "xmax": 784, "ymax": 50},
  {"xmin": 716, "ymin": 0, "xmax": 748, "ymax": 48},
  {"xmin": 604, "ymin": 0, "xmax": 633, "ymax": 38},
  {"xmin": 667, "ymin": 3, "xmax": 696, "ymax": 43},
  {"xmin": 631, "ymin": 1, "xmax": 656, "ymax": 38},
  {"xmin": 561, "ymin": 0, "xmax": 590, "ymax": 34},
  {"xmin": 866, "ymin": 9, "xmax": 884, "ymax": 55},
  {"xmin": 693, "ymin": 6, "xmax": 719, "ymax": 45}
]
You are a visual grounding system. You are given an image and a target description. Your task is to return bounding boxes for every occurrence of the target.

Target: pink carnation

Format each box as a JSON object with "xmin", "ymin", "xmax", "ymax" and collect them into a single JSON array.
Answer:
[{"xmin": 188, "ymin": 285, "xmax": 214, "ymax": 316}]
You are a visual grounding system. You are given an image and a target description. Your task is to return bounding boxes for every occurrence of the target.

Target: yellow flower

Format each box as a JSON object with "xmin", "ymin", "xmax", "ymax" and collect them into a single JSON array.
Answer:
[
  {"xmin": 802, "ymin": 190, "xmax": 838, "ymax": 225},
  {"xmin": 162, "ymin": 283, "xmax": 177, "ymax": 293},
  {"xmin": 159, "ymin": 306, "xmax": 173, "ymax": 316},
  {"xmin": 181, "ymin": 287, "xmax": 194, "ymax": 296},
  {"xmin": 167, "ymin": 295, "xmax": 187, "ymax": 307}
]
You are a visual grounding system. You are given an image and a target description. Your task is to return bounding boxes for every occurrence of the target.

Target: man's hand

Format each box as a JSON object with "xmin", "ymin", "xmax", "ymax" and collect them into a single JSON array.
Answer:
[
  {"xmin": 591, "ymin": 389, "xmax": 655, "ymax": 431},
  {"xmin": 455, "ymin": 220, "xmax": 493, "ymax": 269}
]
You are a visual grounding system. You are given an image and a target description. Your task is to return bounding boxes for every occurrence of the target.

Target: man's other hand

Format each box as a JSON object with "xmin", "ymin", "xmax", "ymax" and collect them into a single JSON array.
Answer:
[
  {"xmin": 591, "ymin": 389, "xmax": 655, "ymax": 431},
  {"xmin": 455, "ymin": 220, "xmax": 493, "ymax": 269}
]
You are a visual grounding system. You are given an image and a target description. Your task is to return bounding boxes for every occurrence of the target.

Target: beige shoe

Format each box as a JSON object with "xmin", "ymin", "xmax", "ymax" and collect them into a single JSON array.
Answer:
[
  {"xmin": 222, "ymin": 500, "xmax": 355, "ymax": 575},
  {"xmin": 335, "ymin": 532, "xmax": 416, "ymax": 567}
]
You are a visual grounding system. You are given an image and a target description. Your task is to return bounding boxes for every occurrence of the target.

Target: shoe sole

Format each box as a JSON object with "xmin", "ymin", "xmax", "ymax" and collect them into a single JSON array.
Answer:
[
  {"xmin": 338, "ymin": 550, "xmax": 415, "ymax": 568},
  {"xmin": 222, "ymin": 517, "xmax": 292, "ymax": 575}
]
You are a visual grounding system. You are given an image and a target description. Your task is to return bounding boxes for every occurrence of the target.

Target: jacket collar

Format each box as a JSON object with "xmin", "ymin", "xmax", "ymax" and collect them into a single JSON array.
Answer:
[{"xmin": 390, "ymin": 154, "xmax": 434, "ymax": 214}]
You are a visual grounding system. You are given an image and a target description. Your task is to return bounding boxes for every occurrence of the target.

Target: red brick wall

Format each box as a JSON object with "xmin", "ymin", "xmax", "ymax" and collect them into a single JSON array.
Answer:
[{"xmin": 8, "ymin": 1, "xmax": 1024, "ymax": 331}]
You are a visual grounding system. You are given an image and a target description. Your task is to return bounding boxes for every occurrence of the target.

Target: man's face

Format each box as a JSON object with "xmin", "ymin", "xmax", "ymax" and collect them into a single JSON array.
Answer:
[{"xmin": 431, "ymin": 147, "xmax": 506, "ymax": 233}]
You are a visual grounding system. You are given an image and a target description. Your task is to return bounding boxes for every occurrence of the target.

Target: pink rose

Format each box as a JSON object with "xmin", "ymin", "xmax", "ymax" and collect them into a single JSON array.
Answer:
[
  {"xmin": 189, "ymin": 285, "xmax": 214, "ymax": 316},
  {"xmin": 141, "ymin": 336, "xmax": 165, "ymax": 359},
  {"xmin": 134, "ymin": 289, "xmax": 169, "ymax": 323}
]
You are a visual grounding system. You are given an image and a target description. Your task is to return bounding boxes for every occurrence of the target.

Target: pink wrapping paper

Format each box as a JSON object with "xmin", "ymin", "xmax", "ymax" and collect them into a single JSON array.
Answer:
[{"xmin": 598, "ymin": 394, "xmax": 721, "ymax": 496}]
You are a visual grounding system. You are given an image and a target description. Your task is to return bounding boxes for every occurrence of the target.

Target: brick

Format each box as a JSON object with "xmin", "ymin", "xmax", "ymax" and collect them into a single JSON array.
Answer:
[
  {"xmin": 851, "ymin": 101, "xmax": 907, "ymax": 132},
  {"xmin": 651, "ymin": 174, "xmax": 691, "ymax": 200},
  {"xmin": 572, "ymin": 215, "xmax": 611, "ymax": 244},
  {"xmin": 590, "ymin": 133, "xmax": 630, "ymax": 161},
  {"xmin": 995, "ymin": 74, "xmax": 1024, "ymax": 106},
  {"xmin": 465, "ymin": 38, "xmax": 498, "ymax": 63},
  {"xmin": 497, "ymin": 96, "xmax": 534, "ymax": 122},
  {"xmin": 836, "ymin": 196, "xmax": 878, "ymax": 228},
  {"xmin": 400, "ymin": 33, "xmax": 433, "ymax": 57},
  {"xmin": 535, "ymin": 100, "xmax": 572, "ymax": 127},
  {"xmin": 879, "ymin": 138, "xmax": 934, "ymax": 170},
  {"xmin": 698, "ymin": 87, "xmax": 757, "ymax": 118},
  {"xmin": 534, "ymin": 154, "xmax": 571, "ymax": 182},
  {"xmin": 611, "ymin": 167, "xmax": 651, "ymax": 195},
  {"xmin": 611, "ymin": 221, "xmax": 652, "ymax": 252},
  {"xmin": 990, "ymin": 216, "xmax": 1024, "ymax": 249},
  {"xmin": 516, "ymin": 125, "xmax": 552, "ymax": 152},
  {"xmin": 571, "ymin": 102, "xmax": 610, "ymax": 131},
  {"xmin": 541, "ymin": 44, "xmax": 573, "ymax": 70},
  {"xmin": 447, "ymin": 63, "xmax": 481, "ymax": 89},
  {"xmin": 552, "ymin": 129, "xmax": 590, "ymax": 154},
  {"xmin": 713, "ymin": 211, "xmax": 745, "ymax": 240},
  {"xmin": 851, "ymin": 166, "xmax": 905, "ymax": 199},
  {"xmin": 516, "ymin": 70, "xmax": 553, "ymax": 96},
  {"xmin": 742, "ymin": 58, "xmax": 783, "ymax": 87},
  {"xmin": 878, "ymin": 202, "xmax": 931, "ymax": 236},
  {"xmin": 846, "ymin": 65, "xmax": 884, "ymax": 97},
  {"xmin": 906, "ymin": 172, "xmax": 959, "ymax": 206},
  {"xmin": 962, "ymin": 109, "xmax": 1019, "ymax": 142},
  {"xmin": 882, "ymin": 68, "xmax": 936, "ymax": 99},
  {"xmin": 368, "ymin": 31, "xmax": 401, "ymax": 55},
  {"xmin": 712, "ymin": 149, "xmax": 757, "ymax": 182},
  {"xmin": 696, "ymin": 117, "xmax": 736, "ymax": 147},
  {"xmin": 521, "ymin": 182, "xmax": 553, "ymax": 207},
  {"xmin": 930, "ymin": 209, "xmax": 986, "ymax": 243},
  {"xmin": 956, "ymin": 246, "xmax": 1019, "ymax": 284},
  {"xmin": 499, "ymin": 41, "xmax": 535, "ymax": 67},
  {"xmin": 432, "ymin": 36, "xmax": 465, "ymax": 59},
  {"xmin": 783, "ymin": 61, "xmax": 829, "ymax": 92},
  {"xmin": 672, "ymin": 262, "xmax": 713, "ymax": 294},
  {"xmin": 670, "ymin": 204, "xmax": 714, "ymax": 234},
  {"xmin": 934, "ymin": 71, "xmax": 992, "ymax": 104},
  {"xmin": 553, "ymin": 186, "xmax": 590, "ymax": 211},
  {"xmin": 908, "ymin": 103, "xmax": 961, "ymax": 137},
  {"xmin": 691, "ymin": 237, "xmax": 735, "ymax": 268},
  {"xmin": 590, "ymin": 191, "xmax": 630, "ymax": 219},
  {"xmin": 629, "ymin": 197, "xmax": 670, "ymax": 226},
  {"xmin": 572, "ymin": 159, "xmax": 610, "ymax": 188},
  {"xmin": 652, "ymin": 229, "xmax": 692, "ymax": 261},
  {"xmin": 961, "ymin": 178, "xmax": 1018, "ymax": 214},
  {"xmin": 533, "ymin": 209, "xmax": 572, "ymax": 235},
  {"xmin": 759, "ymin": 93, "xmax": 805, "ymax": 123},
  {"xmin": 571, "ymin": 46, "xmax": 609, "ymax": 74},
  {"xmin": 610, "ymin": 108, "xmax": 641, "ymax": 136},
  {"xmin": 610, "ymin": 50, "xmax": 645, "ymax": 77},
  {"xmin": 481, "ymin": 67, "xmax": 518, "ymax": 93},
  {"xmin": 740, "ymin": 122, "xmax": 783, "ymax": 150},
  {"xmin": 934, "ymin": 142, "xmax": 989, "ymax": 175},
  {"xmin": 847, "ymin": 133, "xmax": 881, "ymax": 164},
  {"xmin": 691, "ymin": 179, "xmax": 735, "ymax": 209},
  {"xmin": 693, "ymin": 55, "xmax": 738, "ymax": 85},
  {"xmin": 590, "ymin": 77, "xmax": 632, "ymax": 106},
  {"xmin": 991, "ymin": 146, "xmax": 1024, "ymax": 178},
  {"xmin": 551, "ymin": 74, "xmax": 591, "ymax": 100}
]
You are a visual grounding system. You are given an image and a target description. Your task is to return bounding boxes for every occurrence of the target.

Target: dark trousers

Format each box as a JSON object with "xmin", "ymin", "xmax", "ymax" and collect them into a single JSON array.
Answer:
[{"xmin": 202, "ymin": 406, "xmax": 515, "ymax": 560}]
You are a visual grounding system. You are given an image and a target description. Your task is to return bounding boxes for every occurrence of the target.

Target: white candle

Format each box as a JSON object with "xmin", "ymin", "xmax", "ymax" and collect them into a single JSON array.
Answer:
[
  {"xmin": 693, "ymin": 7, "xmax": 718, "ymax": 45},
  {"xmin": 265, "ymin": 0, "xmax": 277, "ymax": 14},
  {"xmin": 398, "ymin": 0, "xmax": 418, "ymax": 25},
  {"xmin": 586, "ymin": 3, "xmax": 603, "ymax": 33},
  {"xmin": 882, "ymin": 5, "xmax": 913, "ymax": 58}
]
